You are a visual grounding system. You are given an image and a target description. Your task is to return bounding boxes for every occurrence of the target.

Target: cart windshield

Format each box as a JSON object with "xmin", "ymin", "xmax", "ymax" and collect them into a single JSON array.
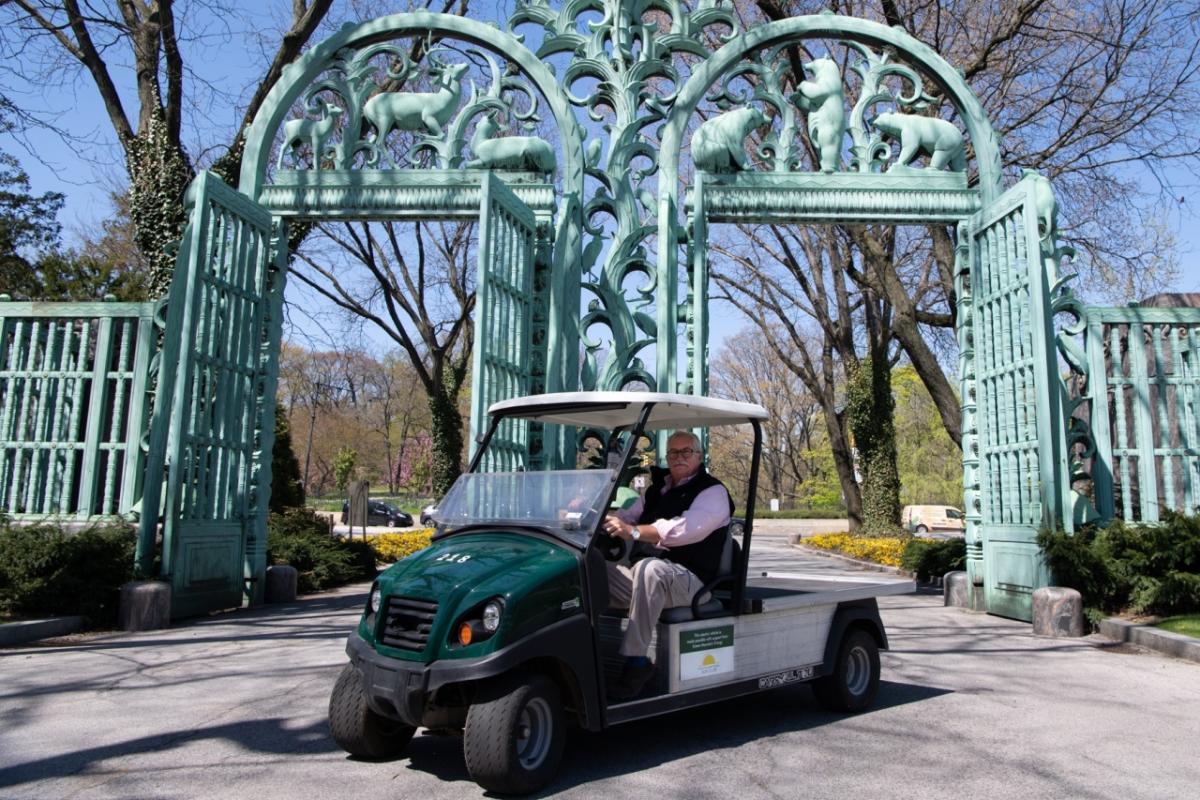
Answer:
[{"xmin": 433, "ymin": 468, "xmax": 616, "ymax": 546}]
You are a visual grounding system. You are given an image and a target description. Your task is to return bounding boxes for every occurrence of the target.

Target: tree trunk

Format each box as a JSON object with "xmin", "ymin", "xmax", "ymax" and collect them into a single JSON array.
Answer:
[
  {"xmin": 846, "ymin": 356, "xmax": 902, "ymax": 535},
  {"xmin": 429, "ymin": 390, "xmax": 464, "ymax": 495}
]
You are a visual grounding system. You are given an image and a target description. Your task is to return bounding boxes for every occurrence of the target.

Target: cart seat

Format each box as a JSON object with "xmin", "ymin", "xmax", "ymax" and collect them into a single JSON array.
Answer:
[{"xmin": 660, "ymin": 529, "xmax": 739, "ymax": 622}]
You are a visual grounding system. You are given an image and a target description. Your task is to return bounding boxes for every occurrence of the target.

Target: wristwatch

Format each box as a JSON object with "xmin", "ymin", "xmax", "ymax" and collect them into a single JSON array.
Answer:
[{"xmin": 629, "ymin": 525, "xmax": 641, "ymax": 540}]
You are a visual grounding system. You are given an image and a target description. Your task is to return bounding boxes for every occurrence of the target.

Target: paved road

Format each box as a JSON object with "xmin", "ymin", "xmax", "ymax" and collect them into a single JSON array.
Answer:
[{"xmin": 1, "ymin": 546, "xmax": 1196, "ymax": 799}]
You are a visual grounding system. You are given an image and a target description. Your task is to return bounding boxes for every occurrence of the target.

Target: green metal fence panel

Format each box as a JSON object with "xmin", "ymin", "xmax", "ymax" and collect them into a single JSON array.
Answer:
[
  {"xmin": 970, "ymin": 176, "xmax": 1065, "ymax": 620},
  {"xmin": 470, "ymin": 173, "xmax": 537, "ymax": 472},
  {"xmin": 0, "ymin": 299, "xmax": 156, "ymax": 520},
  {"xmin": 138, "ymin": 171, "xmax": 282, "ymax": 618},
  {"xmin": 1080, "ymin": 307, "xmax": 1200, "ymax": 521}
]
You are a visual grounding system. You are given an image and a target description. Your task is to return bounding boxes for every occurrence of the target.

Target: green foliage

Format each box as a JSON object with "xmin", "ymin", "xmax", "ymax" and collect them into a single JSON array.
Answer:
[
  {"xmin": 266, "ymin": 508, "xmax": 375, "ymax": 593},
  {"xmin": 0, "ymin": 139, "xmax": 64, "ymax": 296},
  {"xmin": 333, "ymin": 447, "xmax": 357, "ymax": 492},
  {"xmin": 846, "ymin": 356, "xmax": 901, "ymax": 534},
  {"xmin": 270, "ymin": 402, "xmax": 306, "ymax": 512},
  {"xmin": 901, "ymin": 537, "xmax": 966, "ymax": 582},
  {"xmin": 751, "ymin": 507, "xmax": 847, "ymax": 519},
  {"xmin": 0, "ymin": 519, "xmax": 136, "ymax": 627},
  {"xmin": 892, "ymin": 366, "xmax": 963, "ymax": 506},
  {"xmin": 1038, "ymin": 511, "xmax": 1200, "ymax": 617}
]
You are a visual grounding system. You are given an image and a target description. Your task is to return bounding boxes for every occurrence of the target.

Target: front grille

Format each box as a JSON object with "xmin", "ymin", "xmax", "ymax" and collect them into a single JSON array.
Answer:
[{"xmin": 379, "ymin": 595, "xmax": 439, "ymax": 651}]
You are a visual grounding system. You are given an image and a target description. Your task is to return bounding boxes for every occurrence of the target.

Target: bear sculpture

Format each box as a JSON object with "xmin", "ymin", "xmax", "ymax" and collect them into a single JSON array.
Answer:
[
  {"xmin": 873, "ymin": 112, "xmax": 966, "ymax": 172},
  {"xmin": 691, "ymin": 106, "xmax": 767, "ymax": 173},
  {"xmin": 794, "ymin": 58, "xmax": 846, "ymax": 174}
]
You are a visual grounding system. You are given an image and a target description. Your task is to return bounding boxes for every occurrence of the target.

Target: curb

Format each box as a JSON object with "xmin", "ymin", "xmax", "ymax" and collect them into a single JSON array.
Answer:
[
  {"xmin": 0, "ymin": 616, "xmax": 85, "ymax": 647},
  {"xmin": 1098, "ymin": 618, "xmax": 1200, "ymax": 664}
]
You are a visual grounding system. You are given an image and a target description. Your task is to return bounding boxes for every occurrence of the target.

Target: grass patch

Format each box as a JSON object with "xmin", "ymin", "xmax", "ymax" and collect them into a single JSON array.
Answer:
[{"xmin": 1156, "ymin": 614, "xmax": 1200, "ymax": 638}]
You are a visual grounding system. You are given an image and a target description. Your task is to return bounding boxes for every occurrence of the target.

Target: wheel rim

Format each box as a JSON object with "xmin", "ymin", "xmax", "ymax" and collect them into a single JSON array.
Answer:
[
  {"xmin": 515, "ymin": 696, "xmax": 553, "ymax": 770},
  {"xmin": 844, "ymin": 645, "xmax": 872, "ymax": 696}
]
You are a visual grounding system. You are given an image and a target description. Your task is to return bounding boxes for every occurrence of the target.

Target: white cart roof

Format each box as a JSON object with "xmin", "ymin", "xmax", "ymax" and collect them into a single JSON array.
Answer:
[{"xmin": 487, "ymin": 391, "xmax": 768, "ymax": 430}]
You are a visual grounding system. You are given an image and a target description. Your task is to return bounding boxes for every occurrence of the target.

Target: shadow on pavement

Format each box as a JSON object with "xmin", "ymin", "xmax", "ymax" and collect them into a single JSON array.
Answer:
[
  {"xmin": 398, "ymin": 679, "xmax": 950, "ymax": 794},
  {"xmin": 0, "ymin": 717, "xmax": 336, "ymax": 790}
]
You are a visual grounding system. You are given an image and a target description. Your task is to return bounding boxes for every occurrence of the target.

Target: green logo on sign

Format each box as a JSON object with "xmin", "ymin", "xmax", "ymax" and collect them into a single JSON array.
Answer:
[{"xmin": 680, "ymin": 625, "xmax": 734, "ymax": 654}]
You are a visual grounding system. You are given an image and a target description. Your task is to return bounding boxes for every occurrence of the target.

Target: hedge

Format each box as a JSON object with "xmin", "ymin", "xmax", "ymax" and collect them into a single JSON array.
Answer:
[
  {"xmin": 0, "ymin": 518, "xmax": 137, "ymax": 628},
  {"xmin": 1038, "ymin": 511, "xmax": 1200, "ymax": 620}
]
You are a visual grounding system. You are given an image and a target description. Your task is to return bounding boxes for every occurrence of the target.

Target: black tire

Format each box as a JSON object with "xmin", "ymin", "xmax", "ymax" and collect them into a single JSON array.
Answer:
[
  {"xmin": 463, "ymin": 673, "xmax": 566, "ymax": 795},
  {"xmin": 387, "ymin": 517, "xmax": 397, "ymax": 528},
  {"xmin": 812, "ymin": 628, "xmax": 880, "ymax": 712},
  {"xmin": 915, "ymin": 524, "xmax": 928, "ymax": 534},
  {"xmin": 328, "ymin": 663, "xmax": 415, "ymax": 760}
]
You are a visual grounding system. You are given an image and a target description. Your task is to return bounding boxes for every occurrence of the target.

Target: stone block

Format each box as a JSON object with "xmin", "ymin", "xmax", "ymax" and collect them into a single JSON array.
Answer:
[
  {"xmin": 943, "ymin": 571, "xmax": 969, "ymax": 607},
  {"xmin": 265, "ymin": 565, "xmax": 298, "ymax": 603},
  {"xmin": 1032, "ymin": 586, "xmax": 1084, "ymax": 637},
  {"xmin": 118, "ymin": 581, "xmax": 171, "ymax": 631}
]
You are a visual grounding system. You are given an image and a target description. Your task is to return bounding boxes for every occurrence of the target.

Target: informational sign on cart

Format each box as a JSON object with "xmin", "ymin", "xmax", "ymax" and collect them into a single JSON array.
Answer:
[{"xmin": 679, "ymin": 625, "xmax": 735, "ymax": 680}]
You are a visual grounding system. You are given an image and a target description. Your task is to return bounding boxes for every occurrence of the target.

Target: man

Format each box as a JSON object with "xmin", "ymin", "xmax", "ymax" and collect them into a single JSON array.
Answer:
[{"xmin": 601, "ymin": 430, "xmax": 734, "ymax": 700}]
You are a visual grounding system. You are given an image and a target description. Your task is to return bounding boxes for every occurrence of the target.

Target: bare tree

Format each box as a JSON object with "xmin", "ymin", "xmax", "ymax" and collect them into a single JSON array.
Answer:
[
  {"xmin": 291, "ymin": 220, "xmax": 475, "ymax": 493},
  {"xmin": 710, "ymin": 327, "xmax": 827, "ymax": 508}
]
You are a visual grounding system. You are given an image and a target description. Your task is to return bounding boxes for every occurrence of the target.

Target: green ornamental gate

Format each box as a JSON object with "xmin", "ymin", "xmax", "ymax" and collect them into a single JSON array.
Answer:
[
  {"xmin": 128, "ymin": 4, "xmax": 1110, "ymax": 622},
  {"xmin": 965, "ymin": 178, "xmax": 1070, "ymax": 619},
  {"xmin": 137, "ymin": 172, "xmax": 286, "ymax": 617}
]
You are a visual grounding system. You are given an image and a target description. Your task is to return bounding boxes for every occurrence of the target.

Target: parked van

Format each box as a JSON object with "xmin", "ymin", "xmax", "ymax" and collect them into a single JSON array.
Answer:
[{"xmin": 902, "ymin": 505, "xmax": 965, "ymax": 534}]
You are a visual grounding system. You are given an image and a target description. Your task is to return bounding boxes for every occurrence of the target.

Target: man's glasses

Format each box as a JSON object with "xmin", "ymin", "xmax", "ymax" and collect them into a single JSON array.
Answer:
[{"xmin": 666, "ymin": 448, "xmax": 698, "ymax": 459}]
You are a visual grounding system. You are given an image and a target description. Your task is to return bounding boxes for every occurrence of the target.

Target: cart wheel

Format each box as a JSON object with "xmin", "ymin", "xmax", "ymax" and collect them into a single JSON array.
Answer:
[
  {"xmin": 328, "ymin": 663, "xmax": 415, "ymax": 759},
  {"xmin": 812, "ymin": 628, "xmax": 880, "ymax": 712},
  {"xmin": 463, "ymin": 673, "xmax": 565, "ymax": 794}
]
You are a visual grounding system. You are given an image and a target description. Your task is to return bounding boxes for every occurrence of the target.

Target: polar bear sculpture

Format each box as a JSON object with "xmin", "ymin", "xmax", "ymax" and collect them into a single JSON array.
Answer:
[
  {"xmin": 795, "ymin": 58, "xmax": 846, "ymax": 174},
  {"xmin": 691, "ymin": 106, "xmax": 767, "ymax": 173},
  {"xmin": 873, "ymin": 112, "xmax": 966, "ymax": 172}
]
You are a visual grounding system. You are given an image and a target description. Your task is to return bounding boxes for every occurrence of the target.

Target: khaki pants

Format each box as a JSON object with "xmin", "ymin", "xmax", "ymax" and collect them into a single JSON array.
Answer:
[{"xmin": 606, "ymin": 557, "xmax": 703, "ymax": 657}]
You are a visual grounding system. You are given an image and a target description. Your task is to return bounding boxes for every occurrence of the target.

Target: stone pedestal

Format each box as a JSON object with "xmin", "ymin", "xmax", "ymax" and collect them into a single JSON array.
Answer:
[
  {"xmin": 118, "ymin": 581, "xmax": 171, "ymax": 631},
  {"xmin": 265, "ymin": 565, "xmax": 298, "ymax": 603},
  {"xmin": 1032, "ymin": 586, "xmax": 1084, "ymax": 637},
  {"xmin": 943, "ymin": 571, "xmax": 969, "ymax": 607}
]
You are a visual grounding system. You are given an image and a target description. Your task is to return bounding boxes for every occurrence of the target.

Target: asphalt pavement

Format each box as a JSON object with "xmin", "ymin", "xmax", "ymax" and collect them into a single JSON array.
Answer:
[{"xmin": 1, "ymin": 537, "xmax": 1196, "ymax": 799}]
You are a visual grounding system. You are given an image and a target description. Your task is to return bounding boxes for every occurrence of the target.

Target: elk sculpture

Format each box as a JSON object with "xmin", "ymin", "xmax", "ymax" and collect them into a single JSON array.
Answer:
[
  {"xmin": 363, "ymin": 57, "xmax": 470, "ymax": 142},
  {"xmin": 277, "ymin": 102, "xmax": 343, "ymax": 169},
  {"xmin": 464, "ymin": 113, "xmax": 556, "ymax": 174}
]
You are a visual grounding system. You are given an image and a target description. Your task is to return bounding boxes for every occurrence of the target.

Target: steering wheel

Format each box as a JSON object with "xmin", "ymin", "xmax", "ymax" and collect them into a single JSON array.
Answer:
[{"xmin": 595, "ymin": 532, "xmax": 631, "ymax": 562}]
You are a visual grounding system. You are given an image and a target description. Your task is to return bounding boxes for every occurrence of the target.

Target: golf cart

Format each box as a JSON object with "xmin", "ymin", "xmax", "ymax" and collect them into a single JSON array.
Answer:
[{"xmin": 328, "ymin": 392, "xmax": 911, "ymax": 793}]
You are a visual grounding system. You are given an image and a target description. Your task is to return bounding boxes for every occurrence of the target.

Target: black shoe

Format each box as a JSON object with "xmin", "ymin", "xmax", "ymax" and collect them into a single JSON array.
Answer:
[{"xmin": 607, "ymin": 660, "xmax": 655, "ymax": 701}]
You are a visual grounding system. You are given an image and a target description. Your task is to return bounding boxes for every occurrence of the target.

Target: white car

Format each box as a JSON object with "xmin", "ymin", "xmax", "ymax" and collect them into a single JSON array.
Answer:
[{"xmin": 419, "ymin": 503, "xmax": 438, "ymax": 526}]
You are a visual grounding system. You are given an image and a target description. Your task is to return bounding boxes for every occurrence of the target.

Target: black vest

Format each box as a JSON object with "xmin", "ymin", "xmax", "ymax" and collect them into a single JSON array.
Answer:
[{"xmin": 638, "ymin": 466, "xmax": 734, "ymax": 583}]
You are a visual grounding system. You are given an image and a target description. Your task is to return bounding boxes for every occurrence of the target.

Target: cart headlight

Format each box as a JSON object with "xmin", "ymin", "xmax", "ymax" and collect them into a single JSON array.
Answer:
[
  {"xmin": 370, "ymin": 585, "xmax": 382, "ymax": 614},
  {"xmin": 451, "ymin": 598, "xmax": 505, "ymax": 647},
  {"xmin": 483, "ymin": 600, "xmax": 503, "ymax": 632}
]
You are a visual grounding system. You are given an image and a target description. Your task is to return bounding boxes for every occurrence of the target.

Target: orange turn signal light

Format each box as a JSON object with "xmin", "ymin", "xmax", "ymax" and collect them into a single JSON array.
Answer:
[{"xmin": 458, "ymin": 622, "xmax": 473, "ymax": 646}]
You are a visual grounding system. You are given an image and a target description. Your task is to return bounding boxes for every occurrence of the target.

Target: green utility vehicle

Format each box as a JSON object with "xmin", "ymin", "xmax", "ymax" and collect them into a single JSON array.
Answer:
[{"xmin": 329, "ymin": 392, "xmax": 912, "ymax": 793}]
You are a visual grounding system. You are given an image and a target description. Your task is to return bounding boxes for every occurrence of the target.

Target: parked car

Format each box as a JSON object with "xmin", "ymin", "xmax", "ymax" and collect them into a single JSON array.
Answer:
[
  {"xmin": 902, "ymin": 504, "xmax": 965, "ymax": 534},
  {"xmin": 419, "ymin": 503, "xmax": 438, "ymax": 526},
  {"xmin": 341, "ymin": 500, "xmax": 413, "ymax": 528}
]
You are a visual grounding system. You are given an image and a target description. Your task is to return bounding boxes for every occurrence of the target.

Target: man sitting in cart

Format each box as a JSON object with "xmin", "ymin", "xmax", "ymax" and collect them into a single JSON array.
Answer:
[{"xmin": 602, "ymin": 430, "xmax": 734, "ymax": 700}]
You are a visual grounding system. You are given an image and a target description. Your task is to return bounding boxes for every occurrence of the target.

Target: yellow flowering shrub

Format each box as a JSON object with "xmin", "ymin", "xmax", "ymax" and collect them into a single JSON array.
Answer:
[
  {"xmin": 370, "ymin": 530, "xmax": 434, "ymax": 563},
  {"xmin": 806, "ymin": 533, "xmax": 906, "ymax": 567}
]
